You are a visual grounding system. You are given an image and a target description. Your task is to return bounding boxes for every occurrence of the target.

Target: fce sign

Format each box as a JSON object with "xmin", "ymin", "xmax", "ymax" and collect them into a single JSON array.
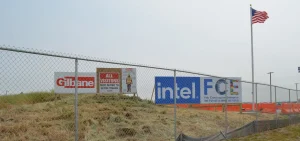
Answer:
[
  {"xmin": 201, "ymin": 77, "xmax": 242, "ymax": 104},
  {"xmin": 155, "ymin": 77, "xmax": 200, "ymax": 104},
  {"xmin": 154, "ymin": 77, "xmax": 242, "ymax": 104}
]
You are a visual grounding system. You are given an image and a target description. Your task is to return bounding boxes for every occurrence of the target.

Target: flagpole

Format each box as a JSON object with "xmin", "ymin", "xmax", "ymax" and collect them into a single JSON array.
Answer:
[{"xmin": 250, "ymin": 4, "xmax": 255, "ymax": 112}]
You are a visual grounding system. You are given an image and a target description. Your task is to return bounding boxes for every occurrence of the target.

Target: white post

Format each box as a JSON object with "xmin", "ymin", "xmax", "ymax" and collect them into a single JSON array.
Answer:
[{"xmin": 268, "ymin": 72, "xmax": 274, "ymax": 103}]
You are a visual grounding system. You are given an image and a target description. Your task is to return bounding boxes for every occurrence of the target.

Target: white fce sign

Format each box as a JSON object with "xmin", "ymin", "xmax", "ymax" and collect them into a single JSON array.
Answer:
[
  {"xmin": 54, "ymin": 72, "xmax": 97, "ymax": 94},
  {"xmin": 200, "ymin": 77, "xmax": 242, "ymax": 103}
]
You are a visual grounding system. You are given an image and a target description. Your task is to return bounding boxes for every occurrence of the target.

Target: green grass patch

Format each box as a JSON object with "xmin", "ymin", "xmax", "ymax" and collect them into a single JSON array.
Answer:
[
  {"xmin": 0, "ymin": 92, "xmax": 55, "ymax": 109},
  {"xmin": 229, "ymin": 123, "xmax": 300, "ymax": 141}
]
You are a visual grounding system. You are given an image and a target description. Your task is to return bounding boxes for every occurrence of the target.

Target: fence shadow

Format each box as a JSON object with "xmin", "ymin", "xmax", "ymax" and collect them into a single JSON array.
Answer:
[{"xmin": 176, "ymin": 116, "xmax": 300, "ymax": 141}]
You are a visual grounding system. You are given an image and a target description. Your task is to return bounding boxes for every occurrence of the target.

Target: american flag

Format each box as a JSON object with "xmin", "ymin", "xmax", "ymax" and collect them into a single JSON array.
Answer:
[{"xmin": 251, "ymin": 8, "xmax": 269, "ymax": 24}]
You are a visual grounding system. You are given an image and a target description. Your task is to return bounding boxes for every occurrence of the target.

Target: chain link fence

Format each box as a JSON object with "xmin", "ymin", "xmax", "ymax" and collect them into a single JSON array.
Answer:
[{"xmin": 0, "ymin": 45, "xmax": 299, "ymax": 141}]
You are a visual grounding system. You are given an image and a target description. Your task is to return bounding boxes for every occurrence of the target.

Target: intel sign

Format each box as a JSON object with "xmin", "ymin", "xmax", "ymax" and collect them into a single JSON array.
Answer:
[{"xmin": 155, "ymin": 77, "xmax": 200, "ymax": 104}]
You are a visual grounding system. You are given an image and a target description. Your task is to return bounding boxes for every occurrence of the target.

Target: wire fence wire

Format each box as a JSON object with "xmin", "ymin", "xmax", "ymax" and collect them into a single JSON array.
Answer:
[{"xmin": 0, "ymin": 45, "xmax": 300, "ymax": 141}]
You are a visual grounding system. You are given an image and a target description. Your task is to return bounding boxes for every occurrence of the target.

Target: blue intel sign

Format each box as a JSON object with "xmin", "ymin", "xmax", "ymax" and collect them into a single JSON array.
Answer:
[{"xmin": 155, "ymin": 77, "xmax": 200, "ymax": 104}]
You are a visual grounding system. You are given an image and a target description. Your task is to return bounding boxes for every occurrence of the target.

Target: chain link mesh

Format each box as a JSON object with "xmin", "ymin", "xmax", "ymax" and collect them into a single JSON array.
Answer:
[{"xmin": 0, "ymin": 45, "xmax": 299, "ymax": 141}]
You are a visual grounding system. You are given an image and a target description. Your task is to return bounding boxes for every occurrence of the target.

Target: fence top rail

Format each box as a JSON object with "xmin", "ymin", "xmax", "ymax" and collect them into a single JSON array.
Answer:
[{"xmin": 0, "ymin": 45, "xmax": 298, "ymax": 91}]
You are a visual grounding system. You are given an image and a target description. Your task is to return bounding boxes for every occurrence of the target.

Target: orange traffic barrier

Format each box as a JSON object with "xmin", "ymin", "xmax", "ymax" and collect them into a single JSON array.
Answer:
[
  {"xmin": 259, "ymin": 103, "xmax": 276, "ymax": 113},
  {"xmin": 167, "ymin": 103, "xmax": 300, "ymax": 115},
  {"xmin": 227, "ymin": 105, "xmax": 240, "ymax": 112},
  {"xmin": 292, "ymin": 104, "xmax": 300, "ymax": 113},
  {"xmin": 281, "ymin": 103, "xmax": 293, "ymax": 114},
  {"xmin": 242, "ymin": 103, "xmax": 253, "ymax": 111},
  {"xmin": 176, "ymin": 104, "xmax": 189, "ymax": 108}
]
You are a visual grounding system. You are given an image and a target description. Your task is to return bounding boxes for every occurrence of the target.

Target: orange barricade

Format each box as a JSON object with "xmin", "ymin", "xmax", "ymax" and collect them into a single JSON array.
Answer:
[
  {"xmin": 176, "ymin": 104, "xmax": 189, "ymax": 108},
  {"xmin": 191, "ymin": 104, "xmax": 225, "ymax": 111},
  {"xmin": 292, "ymin": 104, "xmax": 300, "ymax": 113},
  {"xmin": 190, "ymin": 104, "xmax": 242, "ymax": 112},
  {"xmin": 167, "ymin": 103, "xmax": 300, "ymax": 114},
  {"xmin": 242, "ymin": 103, "xmax": 253, "ymax": 111},
  {"xmin": 227, "ymin": 104, "xmax": 240, "ymax": 112},
  {"xmin": 259, "ymin": 103, "xmax": 276, "ymax": 113},
  {"xmin": 281, "ymin": 103, "xmax": 293, "ymax": 114}
]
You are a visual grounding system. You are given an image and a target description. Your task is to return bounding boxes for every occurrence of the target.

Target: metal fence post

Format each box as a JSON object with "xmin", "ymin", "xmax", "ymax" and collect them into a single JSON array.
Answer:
[
  {"xmin": 174, "ymin": 69, "xmax": 177, "ymax": 141},
  {"xmin": 289, "ymin": 89, "xmax": 291, "ymax": 125},
  {"xmin": 296, "ymin": 83, "xmax": 298, "ymax": 103},
  {"xmin": 275, "ymin": 86, "xmax": 277, "ymax": 105},
  {"xmin": 74, "ymin": 58, "xmax": 79, "ymax": 141},
  {"xmin": 255, "ymin": 83, "xmax": 258, "ymax": 133},
  {"xmin": 255, "ymin": 83, "xmax": 258, "ymax": 121},
  {"xmin": 275, "ymin": 86, "xmax": 278, "ymax": 127},
  {"xmin": 225, "ymin": 79, "xmax": 228, "ymax": 135}
]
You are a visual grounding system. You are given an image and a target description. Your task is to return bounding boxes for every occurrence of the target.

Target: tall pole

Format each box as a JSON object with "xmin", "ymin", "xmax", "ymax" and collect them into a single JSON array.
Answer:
[
  {"xmin": 267, "ymin": 72, "xmax": 274, "ymax": 103},
  {"xmin": 250, "ymin": 4, "xmax": 255, "ymax": 111},
  {"xmin": 74, "ymin": 58, "xmax": 79, "ymax": 141},
  {"xmin": 173, "ymin": 69, "xmax": 177, "ymax": 141},
  {"xmin": 296, "ymin": 83, "xmax": 298, "ymax": 103}
]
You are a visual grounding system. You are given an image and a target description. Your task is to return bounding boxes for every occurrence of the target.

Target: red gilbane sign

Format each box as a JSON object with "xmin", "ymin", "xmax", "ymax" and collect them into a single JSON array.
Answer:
[
  {"xmin": 56, "ymin": 77, "xmax": 95, "ymax": 88},
  {"xmin": 54, "ymin": 72, "xmax": 96, "ymax": 94}
]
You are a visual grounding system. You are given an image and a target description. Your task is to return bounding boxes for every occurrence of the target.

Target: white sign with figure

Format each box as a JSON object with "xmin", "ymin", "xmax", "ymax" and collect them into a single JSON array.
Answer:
[{"xmin": 121, "ymin": 68, "xmax": 137, "ymax": 93}]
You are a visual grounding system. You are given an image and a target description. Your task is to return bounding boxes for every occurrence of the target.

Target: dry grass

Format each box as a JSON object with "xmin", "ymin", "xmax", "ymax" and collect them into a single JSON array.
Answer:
[{"xmin": 0, "ymin": 93, "xmax": 279, "ymax": 141}]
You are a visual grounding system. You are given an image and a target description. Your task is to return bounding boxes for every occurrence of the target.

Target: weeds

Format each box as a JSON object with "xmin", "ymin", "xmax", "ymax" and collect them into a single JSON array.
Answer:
[
  {"xmin": 142, "ymin": 125, "xmax": 151, "ymax": 134},
  {"xmin": 0, "ymin": 92, "xmax": 281, "ymax": 141},
  {"xmin": 0, "ymin": 92, "xmax": 55, "ymax": 109},
  {"xmin": 160, "ymin": 110, "xmax": 167, "ymax": 114}
]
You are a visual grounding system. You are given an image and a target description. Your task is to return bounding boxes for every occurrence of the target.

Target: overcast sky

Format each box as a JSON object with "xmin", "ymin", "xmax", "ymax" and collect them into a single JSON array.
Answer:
[{"xmin": 0, "ymin": 0, "xmax": 299, "ymax": 102}]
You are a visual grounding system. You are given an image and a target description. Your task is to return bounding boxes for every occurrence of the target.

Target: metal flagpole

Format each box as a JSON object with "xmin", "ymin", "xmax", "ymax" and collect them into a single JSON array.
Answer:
[{"xmin": 250, "ymin": 4, "xmax": 255, "ymax": 111}]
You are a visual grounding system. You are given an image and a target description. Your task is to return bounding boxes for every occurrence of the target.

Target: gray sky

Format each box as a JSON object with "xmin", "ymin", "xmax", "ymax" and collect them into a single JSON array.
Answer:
[{"xmin": 0, "ymin": 0, "xmax": 299, "ymax": 102}]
